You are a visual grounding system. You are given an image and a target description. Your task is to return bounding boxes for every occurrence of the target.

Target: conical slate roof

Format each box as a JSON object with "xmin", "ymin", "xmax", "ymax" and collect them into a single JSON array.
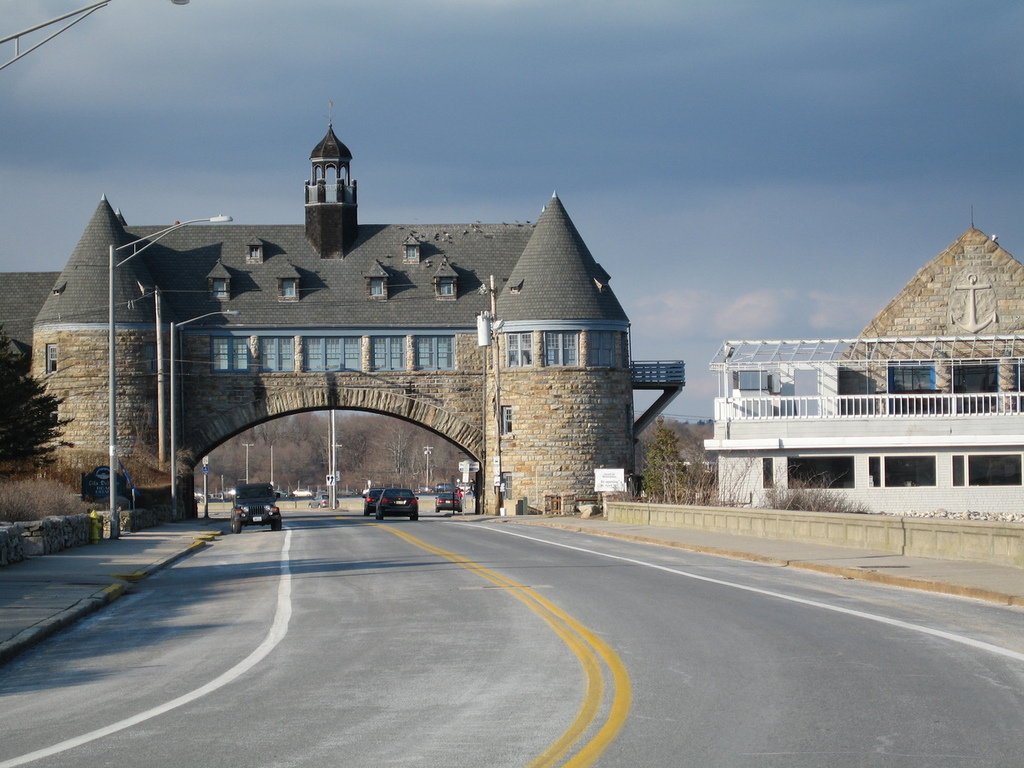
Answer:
[
  {"xmin": 496, "ymin": 194, "xmax": 628, "ymax": 323},
  {"xmin": 36, "ymin": 198, "xmax": 158, "ymax": 326},
  {"xmin": 310, "ymin": 125, "xmax": 352, "ymax": 162}
]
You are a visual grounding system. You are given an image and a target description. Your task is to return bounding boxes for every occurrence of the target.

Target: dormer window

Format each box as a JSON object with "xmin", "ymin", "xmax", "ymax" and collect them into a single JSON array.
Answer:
[
  {"xmin": 365, "ymin": 261, "xmax": 390, "ymax": 300},
  {"xmin": 279, "ymin": 277, "xmax": 299, "ymax": 301},
  {"xmin": 277, "ymin": 263, "xmax": 301, "ymax": 302},
  {"xmin": 403, "ymin": 236, "xmax": 421, "ymax": 263},
  {"xmin": 210, "ymin": 277, "xmax": 230, "ymax": 300},
  {"xmin": 432, "ymin": 257, "xmax": 458, "ymax": 300},
  {"xmin": 246, "ymin": 240, "xmax": 264, "ymax": 264},
  {"xmin": 206, "ymin": 260, "xmax": 232, "ymax": 300}
]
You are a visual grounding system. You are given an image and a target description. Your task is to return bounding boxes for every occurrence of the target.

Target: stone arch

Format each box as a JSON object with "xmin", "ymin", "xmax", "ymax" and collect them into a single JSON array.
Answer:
[{"xmin": 182, "ymin": 384, "xmax": 482, "ymax": 473}]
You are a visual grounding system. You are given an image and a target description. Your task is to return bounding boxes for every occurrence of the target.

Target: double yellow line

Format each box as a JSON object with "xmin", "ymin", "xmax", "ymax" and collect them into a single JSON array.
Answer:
[{"xmin": 377, "ymin": 524, "xmax": 631, "ymax": 767}]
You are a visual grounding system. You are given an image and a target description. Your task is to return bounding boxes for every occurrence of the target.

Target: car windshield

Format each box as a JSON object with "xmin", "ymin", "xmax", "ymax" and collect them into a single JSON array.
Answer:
[{"xmin": 235, "ymin": 483, "xmax": 275, "ymax": 500}]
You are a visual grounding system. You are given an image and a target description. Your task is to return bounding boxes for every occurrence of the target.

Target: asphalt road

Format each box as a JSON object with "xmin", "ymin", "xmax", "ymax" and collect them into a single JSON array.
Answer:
[{"xmin": 1, "ymin": 509, "xmax": 1022, "ymax": 767}]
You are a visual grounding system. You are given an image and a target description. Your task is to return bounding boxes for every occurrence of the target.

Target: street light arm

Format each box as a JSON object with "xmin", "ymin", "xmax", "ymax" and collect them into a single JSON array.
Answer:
[
  {"xmin": 2, "ymin": 1, "xmax": 191, "ymax": 73},
  {"xmin": 115, "ymin": 215, "xmax": 232, "ymax": 267}
]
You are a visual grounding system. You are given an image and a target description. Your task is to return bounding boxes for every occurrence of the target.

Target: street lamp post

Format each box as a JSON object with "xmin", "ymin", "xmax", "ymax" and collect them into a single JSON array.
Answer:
[
  {"xmin": 423, "ymin": 446, "xmax": 433, "ymax": 490},
  {"xmin": 242, "ymin": 442, "xmax": 254, "ymax": 484},
  {"xmin": 168, "ymin": 309, "xmax": 239, "ymax": 518},
  {"xmin": 109, "ymin": 215, "xmax": 230, "ymax": 539}
]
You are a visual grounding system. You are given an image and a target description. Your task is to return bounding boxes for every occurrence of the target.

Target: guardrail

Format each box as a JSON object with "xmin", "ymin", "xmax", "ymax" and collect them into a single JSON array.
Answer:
[{"xmin": 631, "ymin": 361, "xmax": 686, "ymax": 386}]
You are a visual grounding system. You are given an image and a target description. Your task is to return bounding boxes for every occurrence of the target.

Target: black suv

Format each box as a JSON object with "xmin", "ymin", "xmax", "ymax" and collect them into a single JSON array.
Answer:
[
  {"xmin": 231, "ymin": 483, "xmax": 283, "ymax": 533},
  {"xmin": 375, "ymin": 488, "xmax": 419, "ymax": 520}
]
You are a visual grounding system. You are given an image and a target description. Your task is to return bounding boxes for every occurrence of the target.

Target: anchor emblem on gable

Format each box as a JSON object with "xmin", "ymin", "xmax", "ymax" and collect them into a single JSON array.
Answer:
[{"xmin": 949, "ymin": 270, "xmax": 998, "ymax": 333}]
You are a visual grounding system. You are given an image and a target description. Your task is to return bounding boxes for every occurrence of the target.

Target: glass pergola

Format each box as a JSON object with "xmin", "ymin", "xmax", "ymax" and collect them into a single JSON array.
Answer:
[{"xmin": 710, "ymin": 335, "xmax": 1024, "ymax": 371}]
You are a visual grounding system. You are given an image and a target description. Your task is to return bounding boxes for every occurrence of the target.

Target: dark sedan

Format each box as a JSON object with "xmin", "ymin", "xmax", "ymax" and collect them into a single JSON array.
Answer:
[
  {"xmin": 434, "ymin": 491, "xmax": 462, "ymax": 513},
  {"xmin": 374, "ymin": 488, "xmax": 419, "ymax": 520}
]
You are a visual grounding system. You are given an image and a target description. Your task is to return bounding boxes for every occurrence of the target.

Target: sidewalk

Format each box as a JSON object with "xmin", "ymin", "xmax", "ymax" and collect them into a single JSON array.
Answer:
[
  {"xmin": 0, "ymin": 518, "xmax": 226, "ymax": 665},
  {"xmin": 2, "ymin": 513, "xmax": 1021, "ymax": 668},
  {"xmin": 493, "ymin": 515, "xmax": 1024, "ymax": 607}
]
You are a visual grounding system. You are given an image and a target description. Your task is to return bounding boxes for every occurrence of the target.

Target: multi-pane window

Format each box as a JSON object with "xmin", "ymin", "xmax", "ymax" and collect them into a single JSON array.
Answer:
[
  {"xmin": 888, "ymin": 364, "xmax": 935, "ymax": 393},
  {"xmin": 279, "ymin": 278, "xmax": 298, "ymax": 300},
  {"xmin": 260, "ymin": 337, "xmax": 294, "ymax": 372},
  {"xmin": 45, "ymin": 343, "xmax": 58, "ymax": 373},
  {"xmin": 438, "ymin": 278, "xmax": 455, "ymax": 297},
  {"xmin": 372, "ymin": 336, "xmax": 405, "ymax": 371},
  {"xmin": 369, "ymin": 278, "xmax": 386, "ymax": 298},
  {"xmin": 500, "ymin": 405, "xmax": 513, "ymax": 435},
  {"xmin": 143, "ymin": 342, "xmax": 157, "ymax": 373},
  {"xmin": 506, "ymin": 332, "xmax": 533, "ymax": 367},
  {"xmin": 414, "ymin": 336, "xmax": 454, "ymax": 370},
  {"xmin": 212, "ymin": 337, "xmax": 249, "ymax": 372},
  {"xmin": 210, "ymin": 277, "xmax": 229, "ymax": 300},
  {"xmin": 588, "ymin": 331, "xmax": 616, "ymax": 367},
  {"xmin": 544, "ymin": 331, "xmax": 578, "ymax": 366},
  {"xmin": 306, "ymin": 337, "xmax": 361, "ymax": 371}
]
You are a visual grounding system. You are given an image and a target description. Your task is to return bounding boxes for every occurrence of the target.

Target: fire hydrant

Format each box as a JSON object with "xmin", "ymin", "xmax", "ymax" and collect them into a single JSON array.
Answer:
[{"xmin": 88, "ymin": 510, "xmax": 103, "ymax": 544}]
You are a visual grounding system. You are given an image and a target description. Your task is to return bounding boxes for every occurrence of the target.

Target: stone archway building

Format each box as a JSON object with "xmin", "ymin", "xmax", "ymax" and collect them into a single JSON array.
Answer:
[{"xmin": 9, "ymin": 126, "xmax": 685, "ymax": 513}]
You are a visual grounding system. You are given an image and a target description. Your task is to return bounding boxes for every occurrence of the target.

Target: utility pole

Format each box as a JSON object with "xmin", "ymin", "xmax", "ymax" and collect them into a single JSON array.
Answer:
[{"xmin": 477, "ymin": 274, "xmax": 504, "ymax": 515}]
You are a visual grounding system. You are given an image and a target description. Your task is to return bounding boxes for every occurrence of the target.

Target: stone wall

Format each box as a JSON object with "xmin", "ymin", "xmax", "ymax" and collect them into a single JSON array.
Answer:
[{"xmin": 0, "ymin": 506, "xmax": 173, "ymax": 568}]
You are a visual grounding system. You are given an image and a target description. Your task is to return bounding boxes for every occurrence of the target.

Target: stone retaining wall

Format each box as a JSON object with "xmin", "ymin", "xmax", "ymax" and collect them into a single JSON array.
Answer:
[
  {"xmin": 606, "ymin": 502, "xmax": 1024, "ymax": 569},
  {"xmin": 0, "ymin": 505, "xmax": 174, "ymax": 568}
]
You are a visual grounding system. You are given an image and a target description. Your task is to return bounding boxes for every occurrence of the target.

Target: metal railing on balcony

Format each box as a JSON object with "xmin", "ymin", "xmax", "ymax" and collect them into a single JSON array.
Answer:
[
  {"xmin": 631, "ymin": 361, "xmax": 686, "ymax": 387},
  {"xmin": 715, "ymin": 391, "xmax": 1024, "ymax": 421}
]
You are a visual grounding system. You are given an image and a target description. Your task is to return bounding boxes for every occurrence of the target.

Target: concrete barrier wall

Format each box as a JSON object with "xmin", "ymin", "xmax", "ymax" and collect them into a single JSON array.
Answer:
[{"xmin": 606, "ymin": 502, "xmax": 1024, "ymax": 569}]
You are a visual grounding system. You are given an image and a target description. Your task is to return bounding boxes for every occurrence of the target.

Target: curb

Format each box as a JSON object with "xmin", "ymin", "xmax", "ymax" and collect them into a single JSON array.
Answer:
[{"xmin": 513, "ymin": 519, "xmax": 1024, "ymax": 607}]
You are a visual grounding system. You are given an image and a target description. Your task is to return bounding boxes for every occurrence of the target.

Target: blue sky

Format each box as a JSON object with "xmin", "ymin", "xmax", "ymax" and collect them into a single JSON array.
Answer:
[{"xmin": 2, "ymin": 0, "xmax": 1022, "ymax": 420}]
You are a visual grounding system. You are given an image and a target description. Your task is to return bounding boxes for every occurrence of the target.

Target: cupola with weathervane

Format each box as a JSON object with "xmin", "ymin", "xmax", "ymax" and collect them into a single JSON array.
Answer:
[{"xmin": 305, "ymin": 123, "xmax": 358, "ymax": 259}]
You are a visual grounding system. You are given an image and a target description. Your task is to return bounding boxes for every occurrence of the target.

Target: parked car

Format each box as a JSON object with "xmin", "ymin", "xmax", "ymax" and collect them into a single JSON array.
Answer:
[
  {"xmin": 374, "ymin": 488, "xmax": 419, "ymax": 520},
  {"xmin": 230, "ymin": 483, "xmax": 282, "ymax": 533},
  {"xmin": 309, "ymin": 492, "xmax": 329, "ymax": 508},
  {"xmin": 363, "ymin": 488, "xmax": 385, "ymax": 516},
  {"xmin": 434, "ymin": 491, "xmax": 461, "ymax": 513}
]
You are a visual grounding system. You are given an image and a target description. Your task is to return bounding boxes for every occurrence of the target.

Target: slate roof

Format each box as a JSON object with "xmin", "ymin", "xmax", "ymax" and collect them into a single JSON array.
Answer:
[
  {"xmin": 26, "ymin": 138, "xmax": 629, "ymax": 336},
  {"xmin": 33, "ymin": 203, "xmax": 546, "ymax": 332},
  {"xmin": 0, "ymin": 272, "xmax": 60, "ymax": 353},
  {"xmin": 496, "ymin": 194, "xmax": 627, "ymax": 324}
]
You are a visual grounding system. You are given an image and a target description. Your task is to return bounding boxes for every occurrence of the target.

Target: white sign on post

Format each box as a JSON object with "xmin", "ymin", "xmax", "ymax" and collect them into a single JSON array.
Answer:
[
  {"xmin": 326, "ymin": 474, "xmax": 335, "ymax": 486},
  {"xmin": 593, "ymin": 468, "xmax": 626, "ymax": 493}
]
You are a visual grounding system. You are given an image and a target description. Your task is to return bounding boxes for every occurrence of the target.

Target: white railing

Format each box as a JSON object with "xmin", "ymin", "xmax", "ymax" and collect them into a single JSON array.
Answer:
[{"xmin": 716, "ymin": 392, "xmax": 1024, "ymax": 421}]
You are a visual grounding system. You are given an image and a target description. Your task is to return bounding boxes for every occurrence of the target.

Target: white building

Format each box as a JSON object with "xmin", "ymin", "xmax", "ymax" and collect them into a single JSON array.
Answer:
[{"xmin": 705, "ymin": 228, "xmax": 1024, "ymax": 516}]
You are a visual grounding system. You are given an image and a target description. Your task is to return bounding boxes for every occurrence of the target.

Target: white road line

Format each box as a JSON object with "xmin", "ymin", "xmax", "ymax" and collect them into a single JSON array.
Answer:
[
  {"xmin": 482, "ymin": 526, "xmax": 1024, "ymax": 664},
  {"xmin": 0, "ymin": 530, "xmax": 294, "ymax": 768}
]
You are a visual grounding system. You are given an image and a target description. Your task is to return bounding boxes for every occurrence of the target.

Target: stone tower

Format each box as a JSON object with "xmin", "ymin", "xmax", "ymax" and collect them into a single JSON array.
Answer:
[
  {"xmin": 304, "ymin": 124, "xmax": 358, "ymax": 258},
  {"xmin": 493, "ymin": 194, "xmax": 634, "ymax": 512}
]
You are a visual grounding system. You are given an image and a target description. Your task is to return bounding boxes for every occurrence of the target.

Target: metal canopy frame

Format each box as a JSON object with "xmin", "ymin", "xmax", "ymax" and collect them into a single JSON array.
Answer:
[{"xmin": 711, "ymin": 335, "xmax": 1024, "ymax": 370}]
